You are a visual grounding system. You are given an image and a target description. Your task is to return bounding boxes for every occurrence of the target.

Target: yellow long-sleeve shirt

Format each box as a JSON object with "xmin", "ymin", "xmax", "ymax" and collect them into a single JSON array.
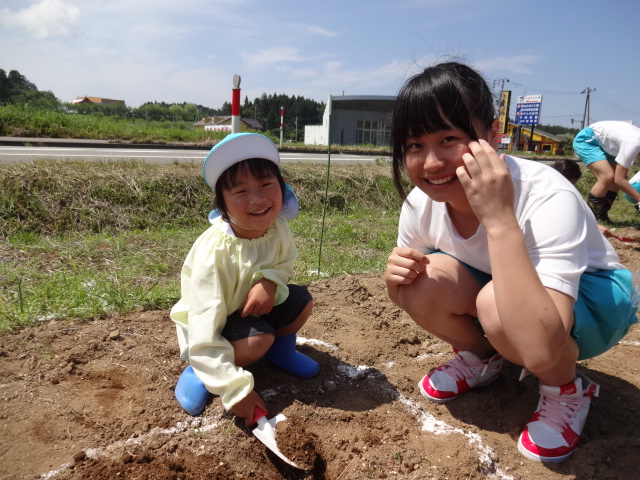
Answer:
[{"xmin": 170, "ymin": 216, "xmax": 296, "ymax": 410}]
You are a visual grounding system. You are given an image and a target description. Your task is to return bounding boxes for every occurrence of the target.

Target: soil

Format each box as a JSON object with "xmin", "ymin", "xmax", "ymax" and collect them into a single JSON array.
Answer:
[{"xmin": 2, "ymin": 229, "xmax": 640, "ymax": 480}]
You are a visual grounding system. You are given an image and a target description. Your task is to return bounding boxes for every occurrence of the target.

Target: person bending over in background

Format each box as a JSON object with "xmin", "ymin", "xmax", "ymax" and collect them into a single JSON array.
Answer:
[{"xmin": 572, "ymin": 121, "xmax": 640, "ymax": 222}]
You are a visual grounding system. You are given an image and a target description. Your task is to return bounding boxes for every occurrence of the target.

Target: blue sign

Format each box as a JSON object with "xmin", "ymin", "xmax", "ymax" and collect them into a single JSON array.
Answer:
[{"xmin": 515, "ymin": 102, "xmax": 541, "ymax": 125}]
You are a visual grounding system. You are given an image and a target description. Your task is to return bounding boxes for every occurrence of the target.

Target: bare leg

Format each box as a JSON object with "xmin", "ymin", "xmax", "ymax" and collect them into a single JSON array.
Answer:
[
  {"xmin": 231, "ymin": 333, "xmax": 274, "ymax": 367},
  {"xmin": 276, "ymin": 301, "xmax": 313, "ymax": 336},
  {"xmin": 587, "ymin": 159, "xmax": 614, "ymax": 197},
  {"xmin": 476, "ymin": 283, "xmax": 578, "ymax": 386},
  {"xmin": 229, "ymin": 301, "xmax": 313, "ymax": 367},
  {"xmin": 396, "ymin": 254, "xmax": 494, "ymax": 358}
]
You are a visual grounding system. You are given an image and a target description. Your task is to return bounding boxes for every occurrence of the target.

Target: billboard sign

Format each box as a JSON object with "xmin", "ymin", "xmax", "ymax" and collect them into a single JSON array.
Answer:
[
  {"xmin": 498, "ymin": 90, "xmax": 511, "ymax": 134},
  {"xmin": 204, "ymin": 125, "xmax": 232, "ymax": 132},
  {"xmin": 515, "ymin": 95, "xmax": 543, "ymax": 126}
]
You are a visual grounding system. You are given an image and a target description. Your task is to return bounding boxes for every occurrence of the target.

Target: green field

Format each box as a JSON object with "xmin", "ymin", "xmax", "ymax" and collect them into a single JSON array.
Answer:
[{"xmin": 0, "ymin": 160, "xmax": 403, "ymax": 330}]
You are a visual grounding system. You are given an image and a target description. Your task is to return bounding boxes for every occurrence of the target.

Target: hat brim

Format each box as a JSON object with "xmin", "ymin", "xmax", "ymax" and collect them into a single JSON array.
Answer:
[{"xmin": 202, "ymin": 133, "xmax": 280, "ymax": 188}]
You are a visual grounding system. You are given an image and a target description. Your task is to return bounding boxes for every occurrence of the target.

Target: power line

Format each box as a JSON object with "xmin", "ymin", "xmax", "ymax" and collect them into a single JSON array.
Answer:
[
  {"xmin": 591, "ymin": 90, "xmax": 640, "ymax": 116},
  {"xmin": 511, "ymin": 82, "xmax": 581, "ymax": 95},
  {"xmin": 581, "ymin": 87, "xmax": 594, "ymax": 127}
]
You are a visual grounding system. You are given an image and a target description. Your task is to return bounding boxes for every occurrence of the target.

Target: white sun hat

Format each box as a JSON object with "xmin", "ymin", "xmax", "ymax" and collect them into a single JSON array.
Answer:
[
  {"xmin": 202, "ymin": 132, "xmax": 299, "ymax": 221},
  {"xmin": 202, "ymin": 132, "xmax": 280, "ymax": 188}
]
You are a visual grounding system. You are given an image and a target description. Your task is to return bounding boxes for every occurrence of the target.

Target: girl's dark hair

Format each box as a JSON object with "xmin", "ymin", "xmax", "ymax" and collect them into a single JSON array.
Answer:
[
  {"xmin": 391, "ymin": 61, "xmax": 495, "ymax": 199},
  {"xmin": 214, "ymin": 158, "xmax": 285, "ymax": 222},
  {"xmin": 550, "ymin": 159, "xmax": 582, "ymax": 184}
]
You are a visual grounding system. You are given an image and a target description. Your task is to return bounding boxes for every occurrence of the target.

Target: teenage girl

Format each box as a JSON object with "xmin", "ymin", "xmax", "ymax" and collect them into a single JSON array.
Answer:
[{"xmin": 385, "ymin": 62, "xmax": 637, "ymax": 463}]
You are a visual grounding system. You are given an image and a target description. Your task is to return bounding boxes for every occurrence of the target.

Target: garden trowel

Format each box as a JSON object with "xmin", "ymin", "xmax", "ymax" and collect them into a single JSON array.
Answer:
[{"xmin": 252, "ymin": 407, "xmax": 300, "ymax": 468}]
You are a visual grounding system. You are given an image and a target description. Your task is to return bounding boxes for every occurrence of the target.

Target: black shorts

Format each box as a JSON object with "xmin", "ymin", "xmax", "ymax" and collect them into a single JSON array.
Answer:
[{"xmin": 220, "ymin": 284, "xmax": 312, "ymax": 341}]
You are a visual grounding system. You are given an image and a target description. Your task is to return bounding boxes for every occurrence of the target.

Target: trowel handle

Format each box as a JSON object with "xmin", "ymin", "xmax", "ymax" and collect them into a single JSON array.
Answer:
[{"xmin": 252, "ymin": 406, "xmax": 268, "ymax": 425}]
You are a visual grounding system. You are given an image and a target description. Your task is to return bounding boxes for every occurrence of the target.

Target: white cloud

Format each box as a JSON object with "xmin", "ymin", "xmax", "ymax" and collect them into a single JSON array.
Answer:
[
  {"xmin": 303, "ymin": 25, "xmax": 338, "ymax": 38},
  {"xmin": 0, "ymin": 0, "xmax": 79, "ymax": 38},
  {"xmin": 473, "ymin": 55, "xmax": 540, "ymax": 75},
  {"xmin": 241, "ymin": 47, "xmax": 303, "ymax": 69}
]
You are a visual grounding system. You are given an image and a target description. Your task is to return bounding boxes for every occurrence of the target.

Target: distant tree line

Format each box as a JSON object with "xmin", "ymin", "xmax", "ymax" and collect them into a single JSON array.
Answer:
[
  {"xmin": 0, "ymin": 69, "xmax": 60, "ymax": 109},
  {"xmin": 0, "ymin": 68, "xmax": 325, "ymax": 137},
  {"xmin": 1, "ymin": 68, "xmax": 581, "ymax": 140},
  {"xmin": 536, "ymin": 123, "xmax": 579, "ymax": 136}
]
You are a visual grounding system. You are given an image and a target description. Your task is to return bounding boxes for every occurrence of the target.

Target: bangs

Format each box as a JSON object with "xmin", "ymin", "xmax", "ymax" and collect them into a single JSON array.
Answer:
[
  {"xmin": 389, "ymin": 61, "xmax": 496, "ymax": 200},
  {"xmin": 218, "ymin": 158, "xmax": 281, "ymax": 191},
  {"xmin": 393, "ymin": 74, "xmax": 479, "ymax": 143}
]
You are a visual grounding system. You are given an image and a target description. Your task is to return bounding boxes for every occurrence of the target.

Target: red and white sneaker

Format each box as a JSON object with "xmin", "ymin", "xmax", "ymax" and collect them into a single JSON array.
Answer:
[
  {"xmin": 518, "ymin": 374, "xmax": 600, "ymax": 463},
  {"xmin": 419, "ymin": 349, "xmax": 504, "ymax": 403}
]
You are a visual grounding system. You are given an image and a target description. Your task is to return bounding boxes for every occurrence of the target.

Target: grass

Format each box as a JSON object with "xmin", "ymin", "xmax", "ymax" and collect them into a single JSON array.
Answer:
[
  {"xmin": 0, "ymin": 160, "xmax": 405, "ymax": 331},
  {"xmin": 0, "ymin": 104, "xmax": 392, "ymax": 155},
  {"xmin": 0, "ymin": 104, "xmax": 228, "ymax": 144},
  {"xmin": 576, "ymin": 167, "xmax": 640, "ymax": 228},
  {"xmin": 2, "ymin": 157, "xmax": 639, "ymax": 333}
]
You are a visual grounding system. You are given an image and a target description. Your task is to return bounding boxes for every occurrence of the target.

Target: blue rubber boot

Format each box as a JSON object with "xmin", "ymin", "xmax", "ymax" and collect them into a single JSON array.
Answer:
[
  {"xmin": 175, "ymin": 365, "xmax": 209, "ymax": 416},
  {"xmin": 265, "ymin": 333, "xmax": 320, "ymax": 378}
]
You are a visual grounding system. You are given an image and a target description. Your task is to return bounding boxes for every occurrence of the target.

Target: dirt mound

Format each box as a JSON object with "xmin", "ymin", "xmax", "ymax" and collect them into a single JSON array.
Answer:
[{"xmin": 2, "ymin": 231, "xmax": 640, "ymax": 479}]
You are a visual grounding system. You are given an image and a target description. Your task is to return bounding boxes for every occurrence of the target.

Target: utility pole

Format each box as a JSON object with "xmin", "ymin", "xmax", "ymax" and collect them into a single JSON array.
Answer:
[
  {"xmin": 581, "ymin": 87, "xmax": 594, "ymax": 129},
  {"xmin": 493, "ymin": 78, "xmax": 510, "ymax": 107},
  {"xmin": 493, "ymin": 78, "xmax": 510, "ymax": 92}
]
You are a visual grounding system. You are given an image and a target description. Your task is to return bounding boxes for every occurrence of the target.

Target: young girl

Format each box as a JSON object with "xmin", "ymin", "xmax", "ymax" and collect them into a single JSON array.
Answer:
[
  {"xmin": 384, "ymin": 62, "xmax": 638, "ymax": 463},
  {"xmin": 170, "ymin": 133, "xmax": 319, "ymax": 425}
]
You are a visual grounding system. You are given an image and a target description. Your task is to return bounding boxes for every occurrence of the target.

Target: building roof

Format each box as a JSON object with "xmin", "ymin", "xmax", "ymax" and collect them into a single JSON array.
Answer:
[
  {"xmin": 507, "ymin": 122, "xmax": 565, "ymax": 143},
  {"xmin": 70, "ymin": 96, "xmax": 126, "ymax": 105},
  {"xmin": 329, "ymin": 95, "xmax": 396, "ymax": 112}
]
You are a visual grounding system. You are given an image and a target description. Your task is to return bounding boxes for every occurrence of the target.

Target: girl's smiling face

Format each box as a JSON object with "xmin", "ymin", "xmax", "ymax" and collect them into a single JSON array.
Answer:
[
  {"xmin": 221, "ymin": 166, "xmax": 283, "ymax": 239},
  {"xmin": 404, "ymin": 127, "xmax": 473, "ymax": 205},
  {"xmin": 403, "ymin": 120, "xmax": 499, "ymax": 208}
]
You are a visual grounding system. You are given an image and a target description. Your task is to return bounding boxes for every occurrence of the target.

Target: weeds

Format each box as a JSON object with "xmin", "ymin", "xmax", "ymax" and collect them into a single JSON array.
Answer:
[
  {"xmin": 2, "ymin": 159, "xmax": 637, "ymax": 332},
  {"xmin": 0, "ymin": 161, "xmax": 404, "ymax": 331},
  {"xmin": 222, "ymin": 417, "xmax": 236, "ymax": 435}
]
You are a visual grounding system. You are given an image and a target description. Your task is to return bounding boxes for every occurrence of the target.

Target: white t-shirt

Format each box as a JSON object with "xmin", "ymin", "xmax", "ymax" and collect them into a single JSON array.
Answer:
[
  {"xmin": 590, "ymin": 121, "xmax": 640, "ymax": 169},
  {"xmin": 397, "ymin": 155, "xmax": 623, "ymax": 300},
  {"xmin": 628, "ymin": 170, "xmax": 640, "ymax": 185}
]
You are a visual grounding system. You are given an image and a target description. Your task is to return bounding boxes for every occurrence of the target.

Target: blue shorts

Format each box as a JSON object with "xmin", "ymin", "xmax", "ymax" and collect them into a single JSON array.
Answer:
[
  {"xmin": 573, "ymin": 127, "xmax": 616, "ymax": 166},
  {"xmin": 436, "ymin": 252, "xmax": 638, "ymax": 360},
  {"xmin": 573, "ymin": 268, "xmax": 638, "ymax": 359},
  {"xmin": 221, "ymin": 284, "xmax": 312, "ymax": 341}
]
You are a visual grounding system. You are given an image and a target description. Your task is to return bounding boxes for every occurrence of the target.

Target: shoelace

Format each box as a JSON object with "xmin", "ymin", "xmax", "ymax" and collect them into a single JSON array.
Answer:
[
  {"xmin": 441, "ymin": 354, "xmax": 487, "ymax": 381},
  {"xmin": 536, "ymin": 392, "xmax": 587, "ymax": 431}
]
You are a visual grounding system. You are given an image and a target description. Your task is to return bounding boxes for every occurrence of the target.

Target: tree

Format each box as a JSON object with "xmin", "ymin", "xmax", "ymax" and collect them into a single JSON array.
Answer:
[
  {"xmin": 8, "ymin": 70, "xmax": 37, "ymax": 91},
  {"xmin": 0, "ymin": 68, "xmax": 61, "ymax": 108},
  {"xmin": 168, "ymin": 104, "xmax": 185, "ymax": 122},
  {"xmin": 183, "ymin": 103, "xmax": 199, "ymax": 122}
]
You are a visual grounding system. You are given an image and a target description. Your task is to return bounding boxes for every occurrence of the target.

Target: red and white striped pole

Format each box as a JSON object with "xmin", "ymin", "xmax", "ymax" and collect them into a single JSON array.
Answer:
[
  {"xmin": 279, "ymin": 106, "xmax": 284, "ymax": 147},
  {"xmin": 231, "ymin": 74, "xmax": 241, "ymax": 134}
]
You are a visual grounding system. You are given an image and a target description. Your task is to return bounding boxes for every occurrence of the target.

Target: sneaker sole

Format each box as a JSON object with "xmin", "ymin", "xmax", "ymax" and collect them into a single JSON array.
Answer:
[
  {"xmin": 517, "ymin": 435, "xmax": 574, "ymax": 463},
  {"xmin": 418, "ymin": 373, "xmax": 501, "ymax": 404},
  {"xmin": 418, "ymin": 379, "xmax": 457, "ymax": 404}
]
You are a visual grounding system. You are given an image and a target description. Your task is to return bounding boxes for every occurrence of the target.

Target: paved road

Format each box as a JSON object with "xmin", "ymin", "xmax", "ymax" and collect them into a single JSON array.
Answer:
[{"xmin": 0, "ymin": 137, "xmax": 388, "ymax": 165}]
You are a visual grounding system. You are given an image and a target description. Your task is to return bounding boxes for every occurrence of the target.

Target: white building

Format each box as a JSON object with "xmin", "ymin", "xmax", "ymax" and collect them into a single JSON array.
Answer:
[{"xmin": 304, "ymin": 95, "xmax": 395, "ymax": 147}]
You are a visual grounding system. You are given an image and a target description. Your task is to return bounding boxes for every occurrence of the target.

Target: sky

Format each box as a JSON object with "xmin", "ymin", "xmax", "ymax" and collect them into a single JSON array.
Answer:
[{"xmin": 1, "ymin": 0, "xmax": 639, "ymax": 129}]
